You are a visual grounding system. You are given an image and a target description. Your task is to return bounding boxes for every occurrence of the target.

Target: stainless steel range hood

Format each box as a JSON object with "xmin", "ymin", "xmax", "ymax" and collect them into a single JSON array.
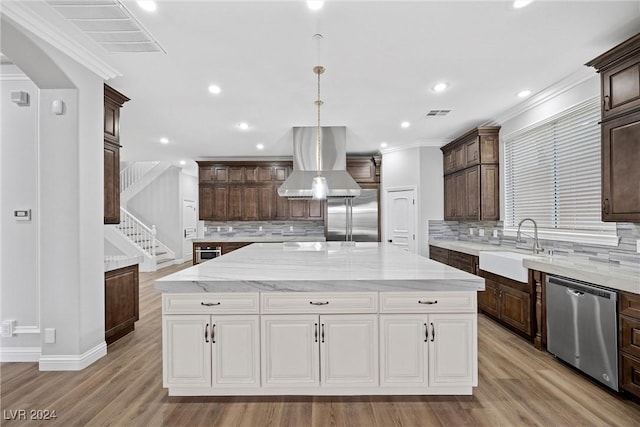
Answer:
[{"xmin": 278, "ymin": 126, "xmax": 361, "ymax": 199}]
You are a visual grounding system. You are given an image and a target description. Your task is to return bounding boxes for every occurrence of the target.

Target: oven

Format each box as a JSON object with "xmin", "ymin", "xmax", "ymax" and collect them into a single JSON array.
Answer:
[{"xmin": 194, "ymin": 245, "xmax": 221, "ymax": 264}]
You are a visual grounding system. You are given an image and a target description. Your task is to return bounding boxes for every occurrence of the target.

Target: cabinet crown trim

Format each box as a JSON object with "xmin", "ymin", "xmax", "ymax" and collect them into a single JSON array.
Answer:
[{"xmin": 585, "ymin": 33, "xmax": 640, "ymax": 71}]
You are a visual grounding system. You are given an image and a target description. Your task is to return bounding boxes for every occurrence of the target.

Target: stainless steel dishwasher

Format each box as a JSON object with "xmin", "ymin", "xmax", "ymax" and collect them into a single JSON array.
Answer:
[{"xmin": 546, "ymin": 275, "xmax": 618, "ymax": 391}]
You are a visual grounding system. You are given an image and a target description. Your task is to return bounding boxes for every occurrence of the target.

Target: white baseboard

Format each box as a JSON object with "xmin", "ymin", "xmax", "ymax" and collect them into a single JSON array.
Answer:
[
  {"xmin": 0, "ymin": 346, "xmax": 41, "ymax": 362},
  {"xmin": 38, "ymin": 341, "xmax": 107, "ymax": 371}
]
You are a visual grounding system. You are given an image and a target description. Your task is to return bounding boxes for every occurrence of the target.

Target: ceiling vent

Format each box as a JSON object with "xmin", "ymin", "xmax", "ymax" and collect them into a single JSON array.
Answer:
[
  {"xmin": 426, "ymin": 109, "xmax": 451, "ymax": 117},
  {"xmin": 47, "ymin": 0, "xmax": 165, "ymax": 53}
]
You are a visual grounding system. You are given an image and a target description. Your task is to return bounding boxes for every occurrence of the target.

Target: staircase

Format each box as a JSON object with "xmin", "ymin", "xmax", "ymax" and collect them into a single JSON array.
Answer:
[
  {"xmin": 112, "ymin": 208, "xmax": 176, "ymax": 272},
  {"xmin": 104, "ymin": 161, "xmax": 178, "ymax": 272}
]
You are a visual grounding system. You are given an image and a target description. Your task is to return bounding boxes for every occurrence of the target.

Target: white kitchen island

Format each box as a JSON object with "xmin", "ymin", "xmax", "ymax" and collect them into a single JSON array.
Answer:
[{"xmin": 155, "ymin": 242, "xmax": 484, "ymax": 396}]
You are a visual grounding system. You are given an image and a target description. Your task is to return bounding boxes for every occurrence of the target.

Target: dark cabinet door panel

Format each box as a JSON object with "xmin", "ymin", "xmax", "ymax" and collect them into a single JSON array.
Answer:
[
  {"xmin": 465, "ymin": 167, "xmax": 479, "ymax": 220},
  {"xmin": 104, "ymin": 141, "xmax": 120, "ymax": 224},
  {"xmin": 602, "ymin": 114, "xmax": 640, "ymax": 221},
  {"xmin": 105, "ymin": 265, "xmax": 139, "ymax": 345},
  {"xmin": 480, "ymin": 164, "xmax": 500, "ymax": 220},
  {"xmin": 500, "ymin": 286, "xmax": 531, "ymax": 335},
  {"xmin": 479, "ymin": 279, "xmax": 500, "ymax": 319}
]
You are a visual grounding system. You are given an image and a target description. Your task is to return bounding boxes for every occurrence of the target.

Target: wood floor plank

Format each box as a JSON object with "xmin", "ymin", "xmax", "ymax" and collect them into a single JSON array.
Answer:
[{"xmin": 2, "ymin": 261, "xmax": 640, "ymax": 426}]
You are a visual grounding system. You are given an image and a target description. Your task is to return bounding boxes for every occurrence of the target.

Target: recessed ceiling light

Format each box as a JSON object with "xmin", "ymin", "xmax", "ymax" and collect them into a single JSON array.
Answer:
[
  {"xmin": 307, "ymin": 1, "xmax": 324, "ymax": 11},
  {"xmin": 160, "ymin": 137, "xmax": 169, "ymax": 144},
  {"xmin": 237, "ymin": 122, "xmax": 250, "ymax": 131},
  {"xmin": 179, "ymin": 160, "xmax": 186, "ymax": 166},
  {"xmin": 432, "ymin": 82, "xmax": 449, "ymax": 92},
  {"xmin": 513, "ymin": 0, "xmax": 534, "ymax": 9},
  {"xmin": 208, "ymin": 85, "xmax": 221, "ymax": 95},
  {"xmin": 401, "ymin": 121, "xmax": 411, "ymax": 128},
  {"xmin": 380, "ymin": 142, "xmax": 388, "ymax": 148},
  {"xmin": 256, "ymin": 143, "xmax": 264, "ymax": 150},
  {"xmin": 517, "ymin": 90, "xmax": 532, "ymax": 98},
  {"xmin": 137, "ymin": 1, "xmax": 157, "ymax": 12}
]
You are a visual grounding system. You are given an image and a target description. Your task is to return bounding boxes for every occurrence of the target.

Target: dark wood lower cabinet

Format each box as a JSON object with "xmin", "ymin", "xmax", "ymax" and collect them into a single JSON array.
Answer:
[
  {"xmin": 478, "ymin": 270, "xmax": 533, "ymax": 339},
  {"xmin": 620, "ymin": 291, "xmax": 640, "ymax": 400},
  {"xmin": 105, "ymin": 264, "xmax": 139, "ymax": 345},
  {"xmin": 428, "ymin": 245, "xmax": 449, "ymax": 265},
  {"xmin": 103, "ymin": 140, "xmax": 120, "ymax": 224}
]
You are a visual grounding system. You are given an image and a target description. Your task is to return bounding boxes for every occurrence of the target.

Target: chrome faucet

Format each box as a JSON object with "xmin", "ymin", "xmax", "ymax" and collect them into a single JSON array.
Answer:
[{"xmin": 516, "ymin": 218, "xmax": 544, "ymax": 254}]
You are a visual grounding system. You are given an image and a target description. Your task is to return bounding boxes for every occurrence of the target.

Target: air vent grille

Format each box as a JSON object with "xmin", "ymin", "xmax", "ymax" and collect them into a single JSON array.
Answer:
[
  {"xmin": 47, "ymin": 0, "xmax": 165, "ymax": 53},
  {"xmin": 426, "ymin": 109, "xmax": 451, "ymax": 117}
]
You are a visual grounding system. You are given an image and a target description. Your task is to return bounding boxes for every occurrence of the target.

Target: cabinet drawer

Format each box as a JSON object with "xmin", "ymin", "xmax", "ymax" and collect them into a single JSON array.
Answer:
[
  {"xmin": 261, "ymin": 292, "xmax": 377, "ymax": 314},
  {"xmin": 380, "ymin": 292, "xmax": 476, "ymax": 313},
  {"xmin": 163, "ymin": 293, "xmax": 259, "ymax": 314},
  {"xmin": 621, "ymin": 315, "xmax": 640, "ymax": 359},
  {"xmin": 620, "ymin": 352, "xmax": 640, "ymax": 398},
  {"xmin": 429, "ymin": 246, "xmax": 449, "ymax": 264},
  {"xmin": 620, "ymin": 292, "xmax": 640, "ymax": 319}
]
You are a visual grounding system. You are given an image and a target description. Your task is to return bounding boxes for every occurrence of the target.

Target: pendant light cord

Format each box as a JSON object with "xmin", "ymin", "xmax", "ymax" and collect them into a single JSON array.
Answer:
[{"xmin": 315, "ymin": 66, "xmax": 324, "ymax": 175}]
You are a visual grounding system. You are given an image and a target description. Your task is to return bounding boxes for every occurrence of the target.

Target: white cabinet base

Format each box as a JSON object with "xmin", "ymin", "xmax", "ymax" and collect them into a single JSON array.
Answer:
[{"xmin": 167, "ymin": 385, "xmax": 473, "ymax": 396}]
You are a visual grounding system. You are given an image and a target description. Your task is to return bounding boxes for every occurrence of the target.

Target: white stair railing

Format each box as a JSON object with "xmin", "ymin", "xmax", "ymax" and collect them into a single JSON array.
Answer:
[
  {"xmin": 116, "ymin": 208, "xmax": 157, "ymax": 256},
  {"xmin": 120, "ymin": 161, "xmax": 159, "ymax": 193}
]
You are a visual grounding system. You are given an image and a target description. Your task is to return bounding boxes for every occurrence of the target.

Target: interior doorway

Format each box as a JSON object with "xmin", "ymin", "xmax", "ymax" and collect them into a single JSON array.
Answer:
[
  {"xmin": 182, "ymin": 199, "xmax": 197, "ymax": 261},
  {"xmin": 385, "ymin": 188, "xmax": 417, "ymax": 253}
]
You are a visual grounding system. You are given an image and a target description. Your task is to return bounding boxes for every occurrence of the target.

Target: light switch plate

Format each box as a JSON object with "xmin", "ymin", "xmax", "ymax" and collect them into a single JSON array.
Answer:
[
  {"xmin": 493, "ymin": 230, "xmax": 499, "ymax": 238},
  {"xmin": 14, "ymin": 209, "xmax": 31, "ymax": 221},
  {"xmin": 637, "ymin": 239, "xmax": 640, "ymax": 253},
  {"xmin": 1, "ymin": 320, "xmax": 15, "ymax": 337},
  {"xmin": 479, "ymin": 228, "xmax": 485, "ymax": 237},
  {"xmin": 469, "ymin": 228, "xmax": 474, "ymax": 236}
]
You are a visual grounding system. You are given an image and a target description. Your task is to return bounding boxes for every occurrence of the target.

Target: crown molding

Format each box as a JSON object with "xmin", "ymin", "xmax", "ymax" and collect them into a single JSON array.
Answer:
[
  {"xmin": 487, "ymin": 67, "xmax": 596, "ymax": 126},
  {"xmin": 380, "ymin": 140, "xmax": 450, "ymax": 154},
  {"xmin": 1, "ymin": 1, "xmax": 121, "ymax": 80}
]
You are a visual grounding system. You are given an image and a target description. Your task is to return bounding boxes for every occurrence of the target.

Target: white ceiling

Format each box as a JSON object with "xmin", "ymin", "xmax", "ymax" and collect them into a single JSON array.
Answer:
[{"xmin": 53, "ymin": 1, "xmax": 640, "ymax": 161}]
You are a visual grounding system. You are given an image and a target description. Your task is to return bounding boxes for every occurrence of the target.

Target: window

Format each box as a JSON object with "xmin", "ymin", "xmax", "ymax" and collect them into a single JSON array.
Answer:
[{"xmin": 504, "ymin": 98, "xmax": 617, "ymax": 244}]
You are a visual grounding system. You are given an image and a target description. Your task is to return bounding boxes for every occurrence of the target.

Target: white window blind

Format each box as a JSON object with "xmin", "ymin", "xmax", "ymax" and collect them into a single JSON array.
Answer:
[{"xmin": 504, "ymin": 98, "xmax": 617, "ymax": 240}]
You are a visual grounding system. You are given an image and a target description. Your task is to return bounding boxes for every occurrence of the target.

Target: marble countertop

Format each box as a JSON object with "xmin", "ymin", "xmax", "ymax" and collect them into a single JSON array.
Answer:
[
  {"xmin": 429, "ymin": 240, "xmax": 639, "ymax": 294},
  {"xmin": 104, "ymin": 255, "xmax": 143, "ymax": 272},
  {"xmin": 192, "ymin": 236, "xmax": 326, "ymax": 243},
  {"xmin": 156, "ymin": 242, "xmax": 484, "ymax": 293}
]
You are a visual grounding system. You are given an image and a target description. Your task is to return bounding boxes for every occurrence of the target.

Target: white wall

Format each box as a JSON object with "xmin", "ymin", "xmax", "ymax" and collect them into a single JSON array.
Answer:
[
  {"xmin": 1, "ymin": 17, "xmax": 106, "ymax": 368},
  {"xmin": 0, "ymin": 67, "xmax": 41, "ymax": 356},
  {"xmin": 419, "ymin": 147, "xmax": 444, "ymax": 255}
]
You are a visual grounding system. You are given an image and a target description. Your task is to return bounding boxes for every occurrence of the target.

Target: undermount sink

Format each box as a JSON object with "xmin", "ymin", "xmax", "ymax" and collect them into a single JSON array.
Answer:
[{"xmin": 479, "ymin": 251, "xmax": 541, "ymax": 283}]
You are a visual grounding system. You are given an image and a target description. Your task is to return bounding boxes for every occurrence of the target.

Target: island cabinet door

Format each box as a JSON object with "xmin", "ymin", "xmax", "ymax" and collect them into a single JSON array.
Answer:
[
  {"xmin": 163, "ymin": 315, "xmax": 212, "ymax": 388},
  {"xmin": 211, "ymin": 315, "xmax": 260, "ymax": 387},
  {"xmin": 428, "ymin": 313, "xmax": 477, "ymax": 387},
  {"xmin": 261, "ymin": 315, "xmax": 320, "ymax": 387},
  {"xmin": 320, "ymin": 314, "xmax": 379, "ymax": 387},
  {"xmin": 379, "ymin": 315, "xmax": 428, "ymax": 387}
]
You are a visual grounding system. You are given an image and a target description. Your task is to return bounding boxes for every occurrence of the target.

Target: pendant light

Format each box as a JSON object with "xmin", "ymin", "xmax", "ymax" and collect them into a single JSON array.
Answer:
[{"xmin": 311, "ymin": 63, "xmax": 329, "ymax": 200}]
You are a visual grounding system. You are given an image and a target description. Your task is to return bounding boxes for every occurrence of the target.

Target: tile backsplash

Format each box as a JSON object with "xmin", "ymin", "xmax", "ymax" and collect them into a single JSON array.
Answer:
[
  {"xmin": 428, "ymin": 220, "xmax": 640, "ymax": 267},
  {"xmin": 203, "ymin": 220, "xmax": 325, "ymax": 240}
]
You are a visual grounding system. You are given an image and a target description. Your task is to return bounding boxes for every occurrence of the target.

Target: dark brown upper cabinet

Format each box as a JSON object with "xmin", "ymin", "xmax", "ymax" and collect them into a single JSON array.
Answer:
[
  {"xmin": 586, "ymin": 33, "xmax": 640, "ymax": 222},
  {"xmin": 103, "ymin": 84, "xmax": 129, "ymax": 224},
  {"xmin": 440, "ymin": 126, "xmax": 500, "ymax": 221}
]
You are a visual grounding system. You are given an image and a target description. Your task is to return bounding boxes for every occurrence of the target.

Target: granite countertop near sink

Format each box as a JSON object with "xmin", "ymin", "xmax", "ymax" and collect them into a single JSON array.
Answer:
[
  {"xmin": 429, "ymin": 239, "xmax": 639, "ymax": 294},
  {"xmin": 192, "ymin": 236, "xmax": 326, "ymax": 243},
  {"xmin": 104, "ymin": 255, "xmax": 143, "ymax": 272}
]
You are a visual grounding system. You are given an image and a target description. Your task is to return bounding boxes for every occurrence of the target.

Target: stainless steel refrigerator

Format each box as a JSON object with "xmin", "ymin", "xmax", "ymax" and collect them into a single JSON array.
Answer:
[{"xmin": 326, "ymin": 189, "xmax": 379, "ymax": 242}]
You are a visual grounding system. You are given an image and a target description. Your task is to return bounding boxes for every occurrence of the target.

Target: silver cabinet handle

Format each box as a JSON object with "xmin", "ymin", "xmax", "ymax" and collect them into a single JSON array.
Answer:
[
  {"xmin": 309, "ymin": 301, "xmax": 329, "ymax": 306},
  {"xmin": 204, "ymin": 323, "xmax": 209, "ymax": 343},
  {"xmin": 201, "ymin": 302, "xmax": 221, "ymax": 306},
  {"xmin": 430, "ymin": 323, "xmax": 435, "ymax": 342},
  {"xmin": 321, "ymin": 323, "xmax": 325, "ymax": 343},
  {"xmin": 314, "ymin": 323, "xmax": 318, "ymax": 343},
  {"xmin": 211, "ymin": 324, "xmax": 216, "ymax": 343},
  {"xmin": 418, "ymin": 300, "xmax": 438, "ymax": 305},
  {"xmin": 424, "ymin": 323, "xmax": 428, "ymax": 342}
]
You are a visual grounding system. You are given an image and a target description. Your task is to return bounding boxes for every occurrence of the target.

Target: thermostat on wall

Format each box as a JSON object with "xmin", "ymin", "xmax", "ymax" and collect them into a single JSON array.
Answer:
[{"xmin": 14, "ymin": 209, "xmax": 31, "ymax": 221}]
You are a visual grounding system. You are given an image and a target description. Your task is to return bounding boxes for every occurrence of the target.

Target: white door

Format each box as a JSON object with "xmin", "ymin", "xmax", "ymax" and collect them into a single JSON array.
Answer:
[
  {"xmin": 386, "ymin": 189, "xmax": 416, "ymax": 252},
  {"xmin": 182, "ymin": 199, "xmax": 197, "ymax": 260},
  {"xmin": 320, "ymin": 314, "xmax": 378, "ymax": 387},
  {"xmin": 212, "ymin": 315, "xmax": 260, "ymax": 387},
  {"xmin": 163, "ymin": 315, "xmax": 211, "ymax": 388},
  {"xmin": 261, "ymin": 315, "xmax": 319, "ymax": 387},
  {"xmin": 428, "ymin": 313, "xmax": 477, "ymax": 387},
  {"xmin": 379, "ymin": 315, "xmax": 428, "ymax": 387}
]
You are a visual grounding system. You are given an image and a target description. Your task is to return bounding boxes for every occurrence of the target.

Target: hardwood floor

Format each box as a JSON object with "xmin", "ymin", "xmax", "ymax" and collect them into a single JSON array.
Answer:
[{"xmin": 2, "ymin": 262, "xmax": 640, "ymax": 426}]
